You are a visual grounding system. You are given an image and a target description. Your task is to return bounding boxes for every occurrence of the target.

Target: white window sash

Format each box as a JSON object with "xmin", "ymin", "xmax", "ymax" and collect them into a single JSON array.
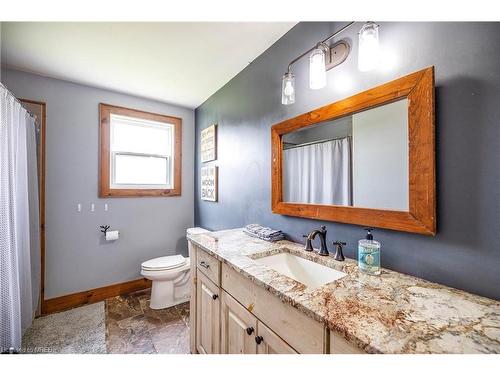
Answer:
[
  {"xmin": 109, "ymin": 115, "xmax": 175, "ymax": 190},
  {"xmin": 110, "ymin": 152, "xmax": 173, "ymax": 189}
]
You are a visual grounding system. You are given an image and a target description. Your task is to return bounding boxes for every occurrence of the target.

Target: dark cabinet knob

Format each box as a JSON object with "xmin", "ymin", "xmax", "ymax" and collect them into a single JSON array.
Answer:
[
  {"xmin": 212, "ymin": 294, "xmax": 218, "ymax": 300},
  {"xmin": 255, "ymin": 335, "xmax": 263, "ymax": 345},
  {"xmin": 246, "ymin": 327, "xmax": 254, "ymax": 335}
]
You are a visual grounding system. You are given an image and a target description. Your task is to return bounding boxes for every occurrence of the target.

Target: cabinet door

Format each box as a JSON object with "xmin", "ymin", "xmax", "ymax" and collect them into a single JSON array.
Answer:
[
  {"xmin": 221, "ymin": 291, "xmax": 258, "ymax": 354},
  {"xmin": 196, "ymin": 272, "xmax": 220, "ymax": 354},
  {"xmin": 256, "ymin": 321, "xmax": 298, "ymax": 354}
]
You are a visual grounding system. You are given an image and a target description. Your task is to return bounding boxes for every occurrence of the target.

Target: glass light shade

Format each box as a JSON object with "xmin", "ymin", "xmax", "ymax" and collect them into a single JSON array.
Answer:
[
  {"xmin": 309, "ymin": 47, "xmax": 327, "ymax": 90},
  {"xmin": 281, "ymin": 72, "xmax": 295, "ymax": 105},
  {"xmin": 358, "ymin": 22, "xmax": 380, "ymax": 72}
]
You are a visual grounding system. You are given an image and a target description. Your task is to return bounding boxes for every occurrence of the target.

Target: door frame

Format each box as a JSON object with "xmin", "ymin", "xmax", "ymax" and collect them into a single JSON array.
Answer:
[{"xmin": 19, "ymin": 98, "xmax": 46, "ymax": 316}]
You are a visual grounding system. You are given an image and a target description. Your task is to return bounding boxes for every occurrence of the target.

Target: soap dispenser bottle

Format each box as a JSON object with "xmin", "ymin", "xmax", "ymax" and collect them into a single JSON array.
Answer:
[{"xmin": 358, "ymin": 228, "xmax": 381, "ymax": 275}]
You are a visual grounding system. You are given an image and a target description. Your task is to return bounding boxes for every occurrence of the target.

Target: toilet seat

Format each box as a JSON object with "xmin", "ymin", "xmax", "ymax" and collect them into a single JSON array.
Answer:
[{"xmin": 141, "ymin": 255, "xmax": 187, "ymax": 271}]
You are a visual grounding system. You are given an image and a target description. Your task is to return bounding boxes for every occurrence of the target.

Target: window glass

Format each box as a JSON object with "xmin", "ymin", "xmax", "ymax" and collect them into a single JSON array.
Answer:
[
  {"xmin": 111, "ymin": 114, "xmax": 172, "ymax": 156},
  {"xmin": 114, "ymin": 154, "xmax": 169, "ymax": 186}
]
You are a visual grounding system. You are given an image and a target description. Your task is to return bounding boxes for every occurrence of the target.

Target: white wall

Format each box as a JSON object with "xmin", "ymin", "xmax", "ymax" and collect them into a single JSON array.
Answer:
[
  {"xmin": 352, "ymin": 99, "xmax": 408, "ymax": 210},
  {"xmin": 1, "ymin": 68, "xmax": 195, "ymax": 299}
]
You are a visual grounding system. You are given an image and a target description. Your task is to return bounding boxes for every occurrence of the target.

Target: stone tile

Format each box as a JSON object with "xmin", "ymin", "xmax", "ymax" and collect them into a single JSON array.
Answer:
[
  {"xmin": 139, "ymin": 298, "xmax": 183, "ymax": 329},
  {"xmin": 106, "ymin": 317, "xmax": 155, "ymax": 354},
  {"xmin": 150, "ymin": 320, "xmax": 190, "ymax": 354},
  {"xmin": 175, "ymin": 302, "xmax": 190, "ymax": 325},
  {"xmin": 106, "ymin": 294, "xmax": 143, "ymax": 322},
  {"xmin": 128, "ymin": 288, "xmax": 151, "ymax": 302},
  {"xmin": 105, "ymin": 288, "xmax": 192, "ymax": 354}
]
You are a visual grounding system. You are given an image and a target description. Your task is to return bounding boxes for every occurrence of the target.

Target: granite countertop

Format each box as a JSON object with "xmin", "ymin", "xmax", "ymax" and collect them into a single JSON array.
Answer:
[{"xmin": 187, "ymin": 228, "xmax": 500, "ymax": 354}]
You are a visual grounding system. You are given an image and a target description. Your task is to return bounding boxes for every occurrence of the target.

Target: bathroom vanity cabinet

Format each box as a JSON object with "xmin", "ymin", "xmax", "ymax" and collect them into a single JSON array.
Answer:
[
  {"xmin": 189, "ymin": 243, "xmax": 363, "ymax": 354},
  {"xmin": 188, "ymin": 229, "xmax": 500, "ymax": 354}
]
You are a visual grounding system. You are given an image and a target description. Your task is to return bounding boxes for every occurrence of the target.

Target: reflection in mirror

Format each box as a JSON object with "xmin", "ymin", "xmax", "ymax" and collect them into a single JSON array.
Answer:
[{"xmin": 282, "ymin": 99, "xmax": 408, "ymax": 211}]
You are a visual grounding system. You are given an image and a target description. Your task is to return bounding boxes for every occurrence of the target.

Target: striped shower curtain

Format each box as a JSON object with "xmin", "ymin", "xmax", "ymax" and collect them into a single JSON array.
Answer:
[{"xmin": 0, "ymin": 83, "xmax": 40, "ymax": 352}]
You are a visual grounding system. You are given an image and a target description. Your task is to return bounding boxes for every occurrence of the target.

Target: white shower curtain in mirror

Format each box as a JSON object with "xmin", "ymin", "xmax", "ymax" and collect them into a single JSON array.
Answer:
[
  {"xmin": 283, "ymin": 137, "xmax": 352, "ymax": 205},
  {"xmin": 0, "ymin": 84, "xmax": 39, "ymax": 352}
]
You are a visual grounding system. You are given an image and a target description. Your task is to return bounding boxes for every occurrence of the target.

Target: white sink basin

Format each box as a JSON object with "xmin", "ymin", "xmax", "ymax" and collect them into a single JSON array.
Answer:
[{"xmin": 253, "ymin": 252, "xmax": 346, "ymax": 289}]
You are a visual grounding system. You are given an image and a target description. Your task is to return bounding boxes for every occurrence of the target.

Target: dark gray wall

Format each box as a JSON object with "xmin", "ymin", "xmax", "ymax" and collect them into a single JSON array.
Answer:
[
  {"xmin": 1, "ymin": 68, "xmax": 195, "ymax": 299},
  {"xmin": 195, "ymin": 22, "xmax": 500, "ymax": 300}
]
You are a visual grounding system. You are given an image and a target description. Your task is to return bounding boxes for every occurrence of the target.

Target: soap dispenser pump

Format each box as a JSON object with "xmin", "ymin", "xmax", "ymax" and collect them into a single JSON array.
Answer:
[{"xmin": 358, "ymin": 228, "xmax": 381, "ymax": 275}]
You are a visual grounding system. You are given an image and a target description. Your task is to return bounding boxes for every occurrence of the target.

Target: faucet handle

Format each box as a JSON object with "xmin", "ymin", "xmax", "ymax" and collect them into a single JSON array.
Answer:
[
  {"xmin": 332, "ymin": 241, "xmax": 346, "ymax": 261},
  {"xmin": 303, "ymin": 234, "xmax": 313, "ymax": 251},
  {"xmin": 320, "ymin": 225, "xmax": 326, "ymax": 232}
]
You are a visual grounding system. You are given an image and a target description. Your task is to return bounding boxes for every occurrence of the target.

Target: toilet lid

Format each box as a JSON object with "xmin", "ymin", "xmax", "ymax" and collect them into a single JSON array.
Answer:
[{"xmin": 141, "ymin": 255, "xmax": 187, "ymax": 271}]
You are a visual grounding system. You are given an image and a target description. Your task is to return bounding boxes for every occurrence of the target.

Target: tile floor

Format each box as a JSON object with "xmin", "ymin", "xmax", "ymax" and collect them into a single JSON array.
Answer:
[
  {"xmin": 105, "ymin": 288, "xmax": 190, "ymax": 354},
  {"xmin": 21, "ymin": 288, "xmax": 190, "ymax": 354}
]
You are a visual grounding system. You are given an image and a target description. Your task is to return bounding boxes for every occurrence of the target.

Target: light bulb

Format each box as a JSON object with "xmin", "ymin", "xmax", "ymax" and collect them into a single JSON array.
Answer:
[
  {"xmin": 309, "ymin": 47, "xmax": 327, "ymax": 90},
  {"xmin": 284, "ymin": 81, "xmax": 294, "ymax": 96},
  {"xmin": 358, "ymin": 22, "xmax": 380, "ymax": 72},
  {"xmin": 281, "ymin": 72, "xmax": 295, "ymax": 105}
]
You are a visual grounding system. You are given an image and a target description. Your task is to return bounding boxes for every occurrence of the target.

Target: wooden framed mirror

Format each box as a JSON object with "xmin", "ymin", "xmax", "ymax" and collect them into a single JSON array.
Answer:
[{"xmin": 271, "ymin": 67, "xmax": 435, "ymax": 235}]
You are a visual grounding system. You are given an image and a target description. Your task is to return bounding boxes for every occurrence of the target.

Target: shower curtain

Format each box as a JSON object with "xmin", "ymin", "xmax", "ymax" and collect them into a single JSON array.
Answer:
[
  {"xmin": 0, "ymin": 84, "xmax": 40, "ymax": 352},
  {"xmin": 283, "ymin": 137, "xmax": 352, "ymax": 206}
]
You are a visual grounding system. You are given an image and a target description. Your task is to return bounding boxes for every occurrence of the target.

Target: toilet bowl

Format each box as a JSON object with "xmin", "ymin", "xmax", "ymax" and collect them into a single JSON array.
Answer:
[
  {"xmin": 141, "ymin": 254, "xmax": 190, "ymax": 310},
  {"xmin": 141, "ymin": 228, "xmax": 209, "ymax": 310}
]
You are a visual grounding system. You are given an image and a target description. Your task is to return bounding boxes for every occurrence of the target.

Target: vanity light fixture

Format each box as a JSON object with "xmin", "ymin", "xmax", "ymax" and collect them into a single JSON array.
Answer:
[{"xmin": 281, "ymin": 22, "xmax": 380, "ymax": 105}]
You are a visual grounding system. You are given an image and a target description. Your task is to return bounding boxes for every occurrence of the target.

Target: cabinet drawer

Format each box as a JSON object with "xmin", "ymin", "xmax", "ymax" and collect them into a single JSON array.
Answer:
[
  {"xmin": 330, "ymin": 331, "xmax": 365, "ymax": 354},
  {"xmin": 222, "ymin": 263, "xmax": 325, "ymax": 354},
  {"xmin": 197, "ymin": 248, "xmax": 220, "ymax": 286}
]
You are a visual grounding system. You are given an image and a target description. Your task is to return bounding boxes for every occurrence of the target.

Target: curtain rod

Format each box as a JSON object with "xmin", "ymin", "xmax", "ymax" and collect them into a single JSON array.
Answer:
[
  {"xmin": 284, "ymin": 135, "xmax": 351, "ymax": 150},
  {"xmin": 0, "ymin": 81, "xmax": 38, "ymax": 120}
]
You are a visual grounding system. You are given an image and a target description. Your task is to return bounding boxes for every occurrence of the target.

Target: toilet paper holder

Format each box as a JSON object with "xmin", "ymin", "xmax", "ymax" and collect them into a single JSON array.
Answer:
[{"xmin": 100, "ymin": 225, "xmax": 111, "ymax": 236}]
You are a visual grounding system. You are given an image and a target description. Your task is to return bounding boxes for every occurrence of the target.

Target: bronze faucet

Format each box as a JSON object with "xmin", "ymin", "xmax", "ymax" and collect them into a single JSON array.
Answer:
[{"xmin": 304, "ymin": 225, "xmax": 329, "ymax": 256}]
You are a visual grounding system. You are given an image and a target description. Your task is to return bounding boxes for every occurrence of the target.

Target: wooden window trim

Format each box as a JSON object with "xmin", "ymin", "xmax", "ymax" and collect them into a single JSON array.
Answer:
[
  {"xmin": 99, "ymin": 103, "xmax": 182, "ymax": 197},
  {"xmin": 271, "ymin": 67, "xmax": 436, "ymax": 235}
]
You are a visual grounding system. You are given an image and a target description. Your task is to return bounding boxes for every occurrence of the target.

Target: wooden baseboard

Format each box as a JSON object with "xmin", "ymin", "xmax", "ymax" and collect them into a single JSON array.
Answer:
[{"xmin": 42, "ymin": 278, "xmax": 152, "ymax": 315}]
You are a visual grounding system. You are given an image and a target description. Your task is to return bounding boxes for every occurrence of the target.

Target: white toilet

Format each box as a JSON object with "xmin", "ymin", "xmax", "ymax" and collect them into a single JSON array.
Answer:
[
  {"xmin": 141, "ymin": 228, "xmax": 209, "ymax": 310},
  {"xmin": 141, "ymin": 254, "xmax": 190, "ymax": 310}
]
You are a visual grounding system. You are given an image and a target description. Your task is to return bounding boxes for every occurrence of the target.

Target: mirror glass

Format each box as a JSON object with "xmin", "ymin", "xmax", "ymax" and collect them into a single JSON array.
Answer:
[{"xmin": 282, "ymin": 99, "xmax": 409, "ymax": 211}]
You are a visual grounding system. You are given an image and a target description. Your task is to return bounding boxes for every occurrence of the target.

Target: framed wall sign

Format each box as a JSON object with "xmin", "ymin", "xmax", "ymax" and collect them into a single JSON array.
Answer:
[
  {"xmin": 200, "ymin": 124, "xmax": 217, "ymax": 163},
  {"xmin": 201, "ymin": 165, "xmax": 218, "ymax": 202}
]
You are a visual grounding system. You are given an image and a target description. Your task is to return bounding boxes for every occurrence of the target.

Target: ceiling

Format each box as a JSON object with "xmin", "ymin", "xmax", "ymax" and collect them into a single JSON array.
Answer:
[{"xmin": 1, "ymin": 22, "xmax": 296, "ymax": 108}]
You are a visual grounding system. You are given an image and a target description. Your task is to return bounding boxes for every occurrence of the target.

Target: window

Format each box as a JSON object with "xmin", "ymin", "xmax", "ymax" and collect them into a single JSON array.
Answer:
[{"xmin": 99, "ymin": 104, "xmax": 182, "ymax": 197}]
